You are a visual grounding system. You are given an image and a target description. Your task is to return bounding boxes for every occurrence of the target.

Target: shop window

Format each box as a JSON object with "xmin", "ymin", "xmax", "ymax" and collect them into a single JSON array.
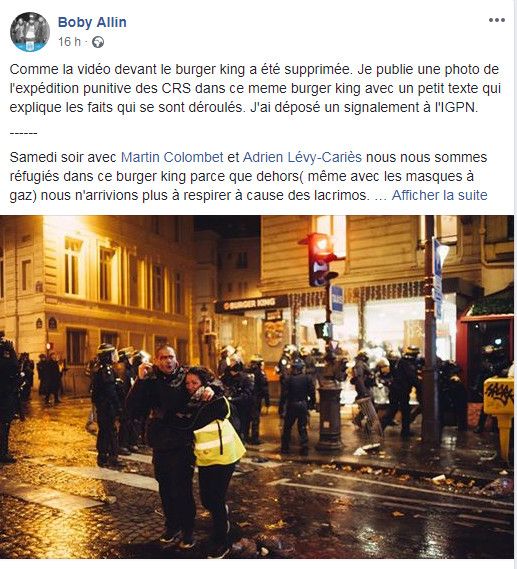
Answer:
[
  {"xmin": 66, "ymin": 328, "xmax": 87, "ymax": 365},
  {"xmin": 99, "ymin": 247, "xmax": 114, "ymax": 301},
  {"xmin": 0, "ymin": 247, "xmax": 4, "ymax": 299},
  {"xmin": 101, "ymin": 330, "xmax": 119, "ymax": 347},
  {"xmin": 152, "ymin": 264, "xmax": 164, "ymax": 310},
  {"xmin": 236, "ymin": 251, "xmax": 248, "ymax": 268},
  {"xmin": 418, "ymin": 215, "xmax": 458, "ymax": 247},
  {"xmin": 316, "ymin": 215, "xmax": 346, "ymax": 258},
  {"xmin": 65, "ymin": 237, "xmax": 82, "ymax": 295},
  {"xmin": 21, "ymin": 259, "xmax": 32, "ymax": 292}
]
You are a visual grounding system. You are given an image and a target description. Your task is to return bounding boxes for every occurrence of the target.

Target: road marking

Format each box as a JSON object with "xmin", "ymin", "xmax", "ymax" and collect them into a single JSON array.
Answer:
[
  {"xmin": 311, "ymin": 469, "xmax": 514, "ymax": 511},
  {"xmin": 494, "ymin": 528, "xmax": 514, "ymax": 535},
  {"xmin": 458, "ymin": 514, "xmax": 512, "ymax": 526},
  {"xmin": 381, "ymin": 502, "xmax": 427, "ymax": 512},
  {"xmin": 454, "ymin": 521, "xmax": 475, "ymax": 528},
  {"xmin": 57, "ymin": 466, "xmax": 159, "ymax": 492},
  {"xmin": 268, "ymin": 479, "xmax": 514, "ymax": 518},
  {"xmin": 0, "ymin": 476, "xmax": 103, "ymax": 512}
]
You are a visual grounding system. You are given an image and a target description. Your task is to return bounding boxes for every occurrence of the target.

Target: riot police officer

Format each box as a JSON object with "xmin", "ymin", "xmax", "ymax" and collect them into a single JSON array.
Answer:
[
  {"xmin": 116, "ymin": 347, "xmax": 139, "ymax": 454},
  {"xmin": 91, "ymin": 343, "xmax": 121, "ymax": 467},
  {"xmin": 279, "ymin": 356, "xmax": 315, "ymax": 455},
  {"xmin": 246, "ymin": 355, "xmax": 270, "ymax": 445},
  {"xmin": 396, "ymin": 346, "xmax": 420, "ymax": 437},
  {"xmin": 221, "ymin": 354, "xmax": 254, "ymax": 441},
  {"xmin": 0, "ymin": 338, "xmax": 20, "ymax": 463},
  {"xmin": 351, "ymin": 350, "xmax": 374, "ymax": 427}
]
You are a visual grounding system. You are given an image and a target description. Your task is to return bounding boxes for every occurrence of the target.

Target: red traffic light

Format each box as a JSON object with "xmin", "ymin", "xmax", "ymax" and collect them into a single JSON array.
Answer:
[{"xmin": 302, "ymin": 233, "xmax": 337, "ymax": 287}]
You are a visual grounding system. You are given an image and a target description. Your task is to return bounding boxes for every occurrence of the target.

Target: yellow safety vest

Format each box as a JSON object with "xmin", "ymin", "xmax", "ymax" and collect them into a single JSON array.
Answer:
[{"xmin": 193, "ymin": 398, "xmax": 246, "ymax": 467}]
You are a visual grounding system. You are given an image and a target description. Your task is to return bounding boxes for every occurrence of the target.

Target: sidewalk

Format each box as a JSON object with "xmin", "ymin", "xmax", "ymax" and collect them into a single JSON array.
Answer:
[{"xmin": 246, "ymin": 405, "xmax": 513, "ymax": 484}]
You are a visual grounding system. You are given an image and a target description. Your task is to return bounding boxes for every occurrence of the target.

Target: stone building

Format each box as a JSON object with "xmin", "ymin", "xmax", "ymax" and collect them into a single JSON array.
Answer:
[{"xmin": 0, "ymin": 215, "xmax": 195, "ymax": 395}]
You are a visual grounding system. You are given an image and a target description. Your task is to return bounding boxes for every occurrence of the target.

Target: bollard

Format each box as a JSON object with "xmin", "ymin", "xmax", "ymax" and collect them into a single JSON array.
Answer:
[
  {"xmin": 483, "ymin": 376, "xmax": 514, "ymax": 462},
  {"xmin": 315, "ymin": 382, "xmax": 343, "ymax": 451}
]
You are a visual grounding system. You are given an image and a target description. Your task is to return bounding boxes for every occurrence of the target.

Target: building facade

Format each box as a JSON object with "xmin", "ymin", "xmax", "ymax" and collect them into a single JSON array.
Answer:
[
  {"xmin": 256, "ymin": 215, "xmax": 513, "ymax": 375},
  {"xmin": 0, "ymin": 215, "xmax": 195, "ymax": 395}
]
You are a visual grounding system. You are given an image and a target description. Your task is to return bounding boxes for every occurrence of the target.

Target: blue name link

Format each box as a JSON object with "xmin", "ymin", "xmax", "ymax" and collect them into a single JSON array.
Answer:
[{"xmin": 58, "ymin": 17, "xmax": 127, "ymax": 30}]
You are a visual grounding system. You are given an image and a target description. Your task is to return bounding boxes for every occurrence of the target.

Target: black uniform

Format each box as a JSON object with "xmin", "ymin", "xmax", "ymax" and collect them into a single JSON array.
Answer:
[
  {"xmin": 380, "ymin": 359, "xmax": 412, "ymax": 436},
  {"xmin": 246, "ymin": 364, "xmax": 270, "ymax": 444},
  {"xmin": 116, "ymin": 358, "xmax": 139, "ymax": 452},
  {"xmin": 221, "ymin": 369, "xmax": 254, "ymax": 441},
  {"xmin": 279, "ymin": 371, "xmax": 315, "ymax": 454},
  {"xmin": 126, "ymin": 365, "xmax": 195, "ymax": 541},
  {"xmin": 0, "ymin": 340, "xmax": 20, "ymax": 462},
  {"xmin": 391, "ymin": 355, "xmax": 418, "ymax": 436},
  {"xmin": 91, "ymin": 361, "xmax": 121, "ymax": 465}
]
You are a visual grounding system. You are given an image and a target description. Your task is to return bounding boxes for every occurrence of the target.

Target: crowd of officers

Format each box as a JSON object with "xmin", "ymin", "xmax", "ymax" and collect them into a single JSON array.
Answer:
[{"xmin": 273, "ymin": 342, "xmax": 475, "ymax": 445}]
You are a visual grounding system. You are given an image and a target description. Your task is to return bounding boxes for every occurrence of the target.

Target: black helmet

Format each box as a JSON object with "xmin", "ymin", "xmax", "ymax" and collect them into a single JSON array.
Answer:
[
  {"xmin": 117, "ymin": 346, "xmax": 133, "ymax": 361},
  {"xmin": 291, "ymin": 357, "xmax": 305, "ymax": 373},
  {"xmin": 229, "ymin": 353, "xmax": 244, "ymax": 372},
  {"xmin": 97, "ymin": 343, "xmax": 116, "ymax": 363},
  {"xmin": 131, "ymin": 350, "xmax": 151, "ymax": 368},
  {"xmin": 356, "ymin": 350, "xmax": 369, "ymax": 362},
  {"xmin": 249, "ymin": 354, "xmax": 264, "ymax": 364},
  {"xmin": 404, "ymin": 345, "xmax": 420, "ymax": 357}
]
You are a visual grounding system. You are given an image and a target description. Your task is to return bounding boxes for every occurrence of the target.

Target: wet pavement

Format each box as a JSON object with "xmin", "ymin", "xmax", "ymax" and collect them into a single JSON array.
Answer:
[{"xmin": 0, "ymin": 397, "xmax": 513, "ymax": 559}]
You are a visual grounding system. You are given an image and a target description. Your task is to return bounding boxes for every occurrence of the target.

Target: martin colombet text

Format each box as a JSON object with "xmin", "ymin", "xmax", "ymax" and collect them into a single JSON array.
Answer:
[{"xmin": 58, "ymin": 17, "xmax": 128, "ymax": 30}]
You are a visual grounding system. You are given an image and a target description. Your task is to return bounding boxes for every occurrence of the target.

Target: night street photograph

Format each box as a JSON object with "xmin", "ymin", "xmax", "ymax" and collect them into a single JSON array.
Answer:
[{"xmin": 0, "ymin": 214, "xmax": 514, "ymax": 559}]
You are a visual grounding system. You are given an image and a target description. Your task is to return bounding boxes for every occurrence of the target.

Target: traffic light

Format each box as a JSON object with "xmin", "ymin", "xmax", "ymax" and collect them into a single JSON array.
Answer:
[{"xmin": 307, "ymin": 233, "xmax": 337, "ymax": 287}]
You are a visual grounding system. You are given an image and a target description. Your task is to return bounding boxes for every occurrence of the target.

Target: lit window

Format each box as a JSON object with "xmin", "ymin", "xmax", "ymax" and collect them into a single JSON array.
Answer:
[
  {"xmin": 21, "ymin": 259, "xmax": 32, "ymax": 292},
  {"xmin": 316, "ymin": 216, "xmax": 346, "ymax": 257},
  {"xmin": 65, "ymin": 237, "xmax": 82, "ymax": 295},
  {"xmin": 99, "ymin": 247, "xmax": 114, "ymax": 301}
]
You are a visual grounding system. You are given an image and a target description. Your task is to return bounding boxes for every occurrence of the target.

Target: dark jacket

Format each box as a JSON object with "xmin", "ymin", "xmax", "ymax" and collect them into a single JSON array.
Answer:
[
  {"xmin": 279, "ymin": 372, "xmax": 316, "ymax": 413},
  {"xmin": 45, "ymin": 360, "xmax": 61, "ymax": 395},
  {"xmin": 126, "ymin": 365, "xmax": 191, "ymax": 451},
  {"xmin": 247, "ymin": 366, "xmax": 270, "ymax": 406},
  {"xmin": 351, "ymin": 360, "xmax": 374, "ymax": 399},
  {"xmin": 396, "ymin": 356, "xmax": 418, "ymax": 393},
  {"xmin": 0, "ymin": 352, "xmax": 20, "ymax": 422},
  {"xmin": 176, "ymin": 394, "xmax": 229, "ymax": 432},
  {"xmin": 91, "ymin": 362, "xmax": 120, "ymax": 411}
]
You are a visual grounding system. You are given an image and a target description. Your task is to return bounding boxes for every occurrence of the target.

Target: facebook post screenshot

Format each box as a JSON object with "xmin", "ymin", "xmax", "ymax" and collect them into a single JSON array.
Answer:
[{"xmin": 0, "ymin": 0, "xmax": 514, "ymax": 564}]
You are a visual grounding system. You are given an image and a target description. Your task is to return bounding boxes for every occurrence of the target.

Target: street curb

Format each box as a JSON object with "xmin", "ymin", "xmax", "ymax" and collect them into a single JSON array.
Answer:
[{"xmin": 245, "ymin": 447, "xmax": 511, "ymax": 486}]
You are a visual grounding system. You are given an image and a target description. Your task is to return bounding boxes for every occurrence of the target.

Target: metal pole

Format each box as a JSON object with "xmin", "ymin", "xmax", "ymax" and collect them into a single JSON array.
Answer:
[{"xmin": 421, "ymin": 215, "xmax": 441, "ymax": 443}]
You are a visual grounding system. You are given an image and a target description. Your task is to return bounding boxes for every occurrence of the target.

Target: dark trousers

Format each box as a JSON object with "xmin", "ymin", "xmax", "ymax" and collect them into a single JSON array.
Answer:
[
  {"xmin": 281, "ymin": 402, "xmax": 309, "ymax": 450},
  {"xmin": 249, "ymin": 398, "xmax": 263, "ymax": 441},
  {"xmin": 381, "ymin": 389, "xmax": 411, "ymax": 435},
  {"xmin": 45, "ymin": 388, "xmax": 60, "ymax": 404},
  {"xmin": 96, "ymin": 405, "xmax": 118, "ymax": 458},
  {"xmin": 153, "ymin": 446, "xmax": 196, "ymax": 538},
  {"xmin": 118, "ymin": 412, "xmax": 138, "ymax": 449},
  {"xmin": 0, "ymin": 422, "xmax": 11, "ymax": 456},
  {"xmin": 198, "ymin": 463, "xmax": 235, "ymax": 546}
]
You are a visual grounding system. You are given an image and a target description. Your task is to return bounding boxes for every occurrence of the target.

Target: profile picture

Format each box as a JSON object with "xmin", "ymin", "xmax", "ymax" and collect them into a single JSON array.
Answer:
[{"xmin": 10, "ymin": 12, "xmax": 50, "ymax": 52}]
